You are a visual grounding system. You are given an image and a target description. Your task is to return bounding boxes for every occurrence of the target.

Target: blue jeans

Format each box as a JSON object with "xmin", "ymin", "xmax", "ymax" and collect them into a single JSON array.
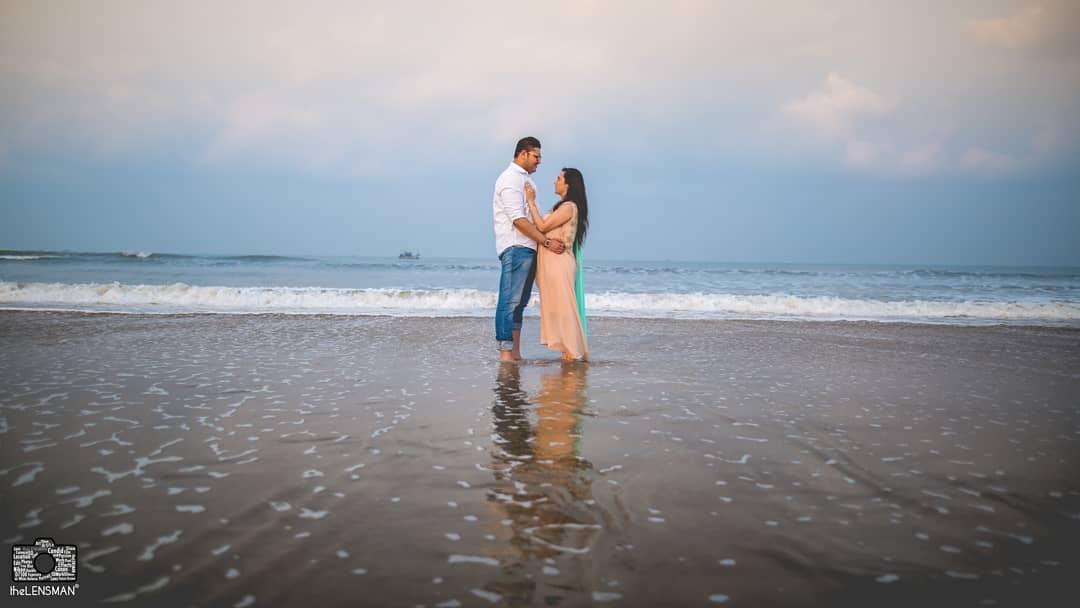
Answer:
[{"xmin": 495, "ymin": 245, "xmax": 536, "ymax": 351}]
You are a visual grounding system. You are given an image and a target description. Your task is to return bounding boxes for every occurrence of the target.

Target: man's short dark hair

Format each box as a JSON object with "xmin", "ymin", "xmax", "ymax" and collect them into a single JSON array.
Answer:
[{"xmin": 514, "ymin": 136, "xmax": 541, "ymax": 158}]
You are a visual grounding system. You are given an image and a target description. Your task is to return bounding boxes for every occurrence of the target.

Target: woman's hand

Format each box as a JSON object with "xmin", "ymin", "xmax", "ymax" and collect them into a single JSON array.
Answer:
[{"xmin": 524, "ymin": 181, "xmax": 537, "ymax": 205}]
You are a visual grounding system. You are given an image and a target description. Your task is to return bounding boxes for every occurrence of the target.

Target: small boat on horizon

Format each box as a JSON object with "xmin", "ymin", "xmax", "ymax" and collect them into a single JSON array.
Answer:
[{"xmin": 398, "ymin": 250, "xmax": 421, "ymax": 260}]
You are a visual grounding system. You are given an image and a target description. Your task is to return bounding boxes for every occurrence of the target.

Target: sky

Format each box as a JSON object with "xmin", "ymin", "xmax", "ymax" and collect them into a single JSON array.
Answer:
[{"xmin": 1, "ymin": 0, "xmax": 1078, "ymax": 266}]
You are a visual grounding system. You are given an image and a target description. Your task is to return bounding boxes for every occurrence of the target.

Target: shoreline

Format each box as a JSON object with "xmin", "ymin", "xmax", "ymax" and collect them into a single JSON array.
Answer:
[{"xmin": 3, "ymin": 307, "xmax": 1080, "ymax": 332}]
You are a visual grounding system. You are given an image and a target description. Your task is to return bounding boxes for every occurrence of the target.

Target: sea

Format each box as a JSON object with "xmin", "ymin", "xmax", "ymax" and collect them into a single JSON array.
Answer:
[{"xmin": 2, "ymin": 249, "xmax": 1079, "ymax": 326}]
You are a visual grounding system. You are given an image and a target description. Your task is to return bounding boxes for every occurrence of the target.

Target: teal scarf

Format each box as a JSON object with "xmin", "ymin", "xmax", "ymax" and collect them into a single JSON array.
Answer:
[{"xmin": 574, "ymin": 244, "xmax": 588, "ymax": 339}]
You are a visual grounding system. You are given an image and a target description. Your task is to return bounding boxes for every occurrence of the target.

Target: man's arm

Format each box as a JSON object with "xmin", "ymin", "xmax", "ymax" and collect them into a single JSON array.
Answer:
[
  {"xmin": 497, "ymin": 180, "xmax": 565, "ymax": 254},
  {"xmin": 513, "ymin": 218, "xmax": 565, "ymax": 254}
]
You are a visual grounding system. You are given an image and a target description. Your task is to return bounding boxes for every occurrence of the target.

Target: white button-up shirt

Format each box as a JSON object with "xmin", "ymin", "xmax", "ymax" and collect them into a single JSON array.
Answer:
[{"xmin": 492, "ymin": 162, "xmax": 537, "ymax": 257}]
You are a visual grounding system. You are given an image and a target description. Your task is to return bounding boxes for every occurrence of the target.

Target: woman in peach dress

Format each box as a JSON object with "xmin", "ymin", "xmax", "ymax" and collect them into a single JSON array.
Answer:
[{"xmin": 524, "ymin": 168, "xmax": 590, "ymax": 361}]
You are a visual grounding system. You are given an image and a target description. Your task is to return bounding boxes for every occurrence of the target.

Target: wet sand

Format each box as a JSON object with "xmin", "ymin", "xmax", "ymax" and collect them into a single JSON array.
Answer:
[{"xmin": 2, "ymin": 311, "xmax": 1079, "ymax": 607}]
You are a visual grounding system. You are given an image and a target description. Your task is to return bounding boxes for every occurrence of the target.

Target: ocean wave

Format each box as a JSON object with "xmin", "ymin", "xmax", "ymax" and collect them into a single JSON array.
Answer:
[
  {"xmin": 1, "ymin": 250, "xmax": 300, "ymax": 263},
  {"xmin": 584, "ymin": 292, "xmax": 1080, "ymax": 322},
  {"xmin": 2, "ymin": 281, "xmax": 1078, "ymax": 325},
  {"xmin": 326, "ymin": 262, "xmax": 497, "ymax": 272},
  {"xmin": 0, "ymin": 281, "xmax": 496, "ymax": 315},
  {"xmin": 900, "ymin": 268, "xmax": 1080, "ymax": 280},
  {"xmin": 586, "ymin": 266, "xmax": 1080, "ymax": 281},
  {"xmin": 219, "ymin": 254, "xmax": 311, "ymax": 262},
  {"xmin": 0, "ymin": 255, "xmax": 58, "ymax": 261}
]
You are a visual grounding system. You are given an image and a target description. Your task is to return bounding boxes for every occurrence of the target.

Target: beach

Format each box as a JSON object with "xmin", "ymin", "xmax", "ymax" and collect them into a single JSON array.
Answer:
[{"xmin": 2, "ymin": 310, "xmax": 1079, "ymax": 607}]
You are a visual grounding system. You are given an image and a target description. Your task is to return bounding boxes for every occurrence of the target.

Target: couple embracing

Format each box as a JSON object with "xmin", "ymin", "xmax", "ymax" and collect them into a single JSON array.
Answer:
[{"xmin": 492, "ymin": 136, "xmax": 589, "ymax": 363}]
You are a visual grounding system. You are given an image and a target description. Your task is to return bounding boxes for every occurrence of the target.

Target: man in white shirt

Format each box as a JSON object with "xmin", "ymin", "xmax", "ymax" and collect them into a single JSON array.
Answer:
[{"xmin": 493, "ymin": 136, "xmax": 565, "ymax": 362}]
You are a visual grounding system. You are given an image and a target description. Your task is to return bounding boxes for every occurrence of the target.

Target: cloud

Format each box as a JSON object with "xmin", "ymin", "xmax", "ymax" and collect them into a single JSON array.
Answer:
[
  {"xmin": 0, "ymin": 2, "xmax": 1076, "ymax": 179},
  {"xmin": 780, "ymin": 70, "xmax": 1057, "ymax": 176},
  {"xmin": 0, "ymin": 2, "xmax": 638, "ymax": 175},
  {"xmin": 966, "ymin": 1, "xmax": 1080, "ymax": 55},
  {"xmin": 844, "ymin": 139, "xmax": 886, "ymax": 168},
  {"xmin": 782, "ymin": 73, "xmax": 894, "ymax": 141},
  {"xmin": 202, "ymin": 93, "xmax": 340, "ymax": 171},
  {"xmin": 783, "ymin": 73, "xmax": 906, "ymax": 172},
  {"xmin": 960, "ymin": 147, "xmax": 1020, "ymax": 172},
  {"xmin": 967, "ymin": 4, "xmax": 1050, "ymax": 49},
  {"xmin": 898, "ymin": 141, "xmax": 947, "ymax": 175}
]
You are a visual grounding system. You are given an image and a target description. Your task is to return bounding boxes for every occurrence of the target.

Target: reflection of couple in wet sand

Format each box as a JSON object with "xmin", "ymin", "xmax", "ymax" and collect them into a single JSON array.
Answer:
[
  {"xmin": 488, "ymin": 362, "xmax": 599, "ymax": 598},
  {"xmin": 492, "ymin": 136, "xmax": 589, "ymax": 363}
]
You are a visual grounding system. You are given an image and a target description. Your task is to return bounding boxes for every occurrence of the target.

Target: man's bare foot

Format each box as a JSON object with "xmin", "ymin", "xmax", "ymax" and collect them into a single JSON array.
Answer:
[
  {"xmin": 561, "ymin": 353, "xmax": 575, "ymax": 361},
  {"xmin": 510, "ymin": 330, "xmax": 522, "ymax": 361},
  {"xmin": 499, "ymin": 351, "xmax": 518, "ymax": 363}
]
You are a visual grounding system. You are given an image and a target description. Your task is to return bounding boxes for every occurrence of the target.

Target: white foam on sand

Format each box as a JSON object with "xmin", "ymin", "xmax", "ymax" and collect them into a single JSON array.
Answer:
[
  {"xmin": 299, "ymin": 508, "xmax": 328, "ymax": 519},
  {"xmin": 82, "ymin": 546, "xmax": 121, "ymax": 573},
  {"xmin": 102, "ymin": 523, "xmax": 134, "ymax": 536},
  {"xmin": 137, "ymin": 529, "xmax": 183, "ymax": 561},
  {"xmin": 471, "ymin": 589, "xmax": 502, "ymax": 604},
  {"xmin": 60, "ymin": 514, "xmax": 86, "ymax": 529},
  {"xmin": 102, "ymin": 575, "xmax": 170, "ymax": 603},
  {"xmin": 11, "ymin": 463, "xmax": 45, "ymax": 487},
  {"xmin": 65, "ymin": 489, "xmax": 111, "ymax": 508},
  {"xmin": 102, "ymin": 504, "xmax": 136, "ymax": 517},
  {"xmin": 448, "ymin": 555, "xmax": 499, "ymax": 567}
]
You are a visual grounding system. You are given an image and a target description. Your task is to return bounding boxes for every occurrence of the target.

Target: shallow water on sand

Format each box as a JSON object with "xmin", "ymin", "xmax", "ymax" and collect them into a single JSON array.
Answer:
[{"xmin": 1, "ymin": 312, "xmax": 1079, "ymax": 607}]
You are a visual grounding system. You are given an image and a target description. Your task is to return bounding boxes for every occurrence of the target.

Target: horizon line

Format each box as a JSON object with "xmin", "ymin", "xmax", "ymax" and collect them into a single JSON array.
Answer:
[{"xmin": 2, "ymin": 247, "xmax": 1078, "ymax": 269}]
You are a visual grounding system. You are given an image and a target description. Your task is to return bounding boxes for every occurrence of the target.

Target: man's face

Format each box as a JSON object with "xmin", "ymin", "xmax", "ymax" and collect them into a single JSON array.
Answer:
[{"xmin": 520, "ymin": 147, "xmax": 541, "ymax": 174}]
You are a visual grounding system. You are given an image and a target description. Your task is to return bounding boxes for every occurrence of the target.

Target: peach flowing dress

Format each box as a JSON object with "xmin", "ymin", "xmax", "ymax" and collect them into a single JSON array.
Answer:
[{"xmin": 536, "ymin": 202, "xmax": 588, "ymax": 360}]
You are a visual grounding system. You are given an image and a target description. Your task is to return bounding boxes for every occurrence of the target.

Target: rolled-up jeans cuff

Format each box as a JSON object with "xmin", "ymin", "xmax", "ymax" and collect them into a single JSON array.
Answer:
[{"xmin": 498, "ymin": 340, "xmax": 515, "ymax": 352}]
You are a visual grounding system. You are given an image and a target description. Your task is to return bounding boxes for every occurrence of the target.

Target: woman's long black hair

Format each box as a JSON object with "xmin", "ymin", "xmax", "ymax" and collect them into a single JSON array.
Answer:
[{"xmin": 553, "ymin": 167, "xmax": 589, "ymax": 255}]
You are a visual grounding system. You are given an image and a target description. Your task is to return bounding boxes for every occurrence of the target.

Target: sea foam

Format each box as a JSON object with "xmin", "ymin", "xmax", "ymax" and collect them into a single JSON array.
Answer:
[{"xmin": 1, "ymin": 280, "xmax": 1078, "ymax": 325}]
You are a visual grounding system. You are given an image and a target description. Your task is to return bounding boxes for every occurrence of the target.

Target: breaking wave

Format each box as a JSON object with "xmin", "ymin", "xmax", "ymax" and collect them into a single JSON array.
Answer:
[{"xmin": 1, "ymin": 281, "xmax": 1078, "ymax": 325}]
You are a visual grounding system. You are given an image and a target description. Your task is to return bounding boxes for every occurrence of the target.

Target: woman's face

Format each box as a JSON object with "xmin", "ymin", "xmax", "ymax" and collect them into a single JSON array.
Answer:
[{"xmin": 554, "ymin": 171, "xmax": 568, "ymax": 198}]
